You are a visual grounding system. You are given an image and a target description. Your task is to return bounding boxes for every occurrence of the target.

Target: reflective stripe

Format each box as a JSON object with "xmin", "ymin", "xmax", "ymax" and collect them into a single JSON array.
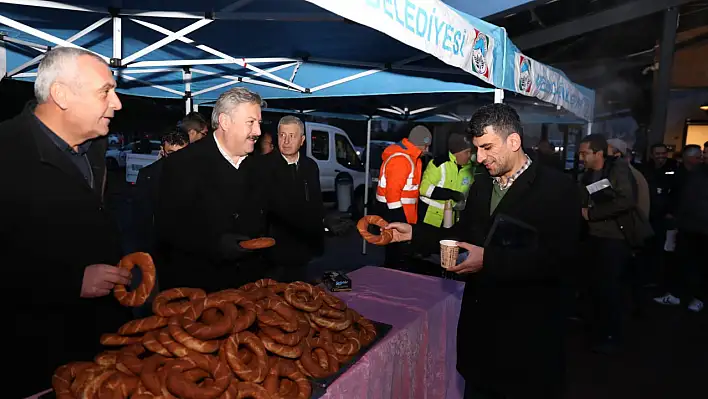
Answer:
[
  {"xmin": 377, "ymin": 152, "xmax": 415, "ymax": 189},
  {"xmin": 376, "ymin": 194, "xmax": 386, "ymax": 203},
  {"xmin": 425, "ymin": 184, "xmax": 435, "ymax": 197},
  {"xmin": 403, "ymin": 184, "xmax": 419, "ymax": 191},
  {"xmin": 400, "ymin": 197, "xmax": 417, "ymax": 205},
  {"xmin": 387, "ymin": 201, "xmax": 403, "ymax": 209},
  {"xmin": 437, "ymin": 163, "xmax": 447, "ymax": 188},
  {"xmin": 420, "ymin": 196, "xmax": 444, "ymax": 209}
]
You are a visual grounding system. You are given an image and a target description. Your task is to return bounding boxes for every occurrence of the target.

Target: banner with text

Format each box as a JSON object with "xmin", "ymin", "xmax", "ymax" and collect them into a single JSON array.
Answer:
[
  {"xmin": 513, "ymin": 52, "xmax": 595, "ymax": 121},
  {"xmin": 306, "ymin": 0, "xmax": 499, "ymax": 85}
]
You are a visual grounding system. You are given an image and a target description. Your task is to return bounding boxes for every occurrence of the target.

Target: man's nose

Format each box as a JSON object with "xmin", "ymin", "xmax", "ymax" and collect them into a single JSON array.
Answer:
[
  {"xmin": 111, "ymin": 91, "xmax": 123, "ymax": 111},
  {"xmin": 476, "ymin": 150, "xmax": 487, "ymax": 163}
]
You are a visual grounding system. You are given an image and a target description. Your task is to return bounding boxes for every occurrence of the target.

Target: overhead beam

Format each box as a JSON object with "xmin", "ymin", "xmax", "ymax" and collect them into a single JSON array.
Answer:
[{"xmin": 513, "ymin": 0, "xmax": 695, "ymax": 50}]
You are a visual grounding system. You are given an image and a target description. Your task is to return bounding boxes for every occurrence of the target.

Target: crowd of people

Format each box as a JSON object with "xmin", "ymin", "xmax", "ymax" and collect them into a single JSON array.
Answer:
[{"xmin": 3, "ymin": 46, "xmax": 706, "ymax": 399}]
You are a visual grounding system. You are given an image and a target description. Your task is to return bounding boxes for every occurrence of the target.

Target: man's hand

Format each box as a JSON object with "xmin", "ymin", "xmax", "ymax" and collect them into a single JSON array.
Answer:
[
  {"xmin": 447, "ymin": 242, "xmax": 484, "ymax": 274},
  {"xmin": 581, "ymin": 208, "xmax": 589, "ymax": 221},
  {"xmin": 383, "ymin": 222, "xmax": 413, "ymax": 243},
  {"xmin": 81, "ymin": 264, "xmax": 132, "ymax": 298}
]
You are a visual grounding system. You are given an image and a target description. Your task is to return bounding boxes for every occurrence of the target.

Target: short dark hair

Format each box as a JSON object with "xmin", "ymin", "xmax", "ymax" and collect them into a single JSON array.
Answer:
[
  {"xmin": 650, "ymin": 143, "xmax": 668, "ymax": 152},
  {"xmin": 683, "ymin": 144, "xmax": 702, "ymax": 157},
  {"xmin": 162, "ymin": 130, "xmax": 189, "ymax": 147},
  {"xmin": 704, "ymin": 141, "xmax": 707, "ymax": 148},
  {"xmin": 467, "ymin": 103, "xmax": 523, "ymax": 140},
  {"xmin": 580, "ymin": 134, "xmax": 608, "ymax": 155},
  {"xmin": 179, "ymin": 112, "xmax": 208, "ymax": 134}
]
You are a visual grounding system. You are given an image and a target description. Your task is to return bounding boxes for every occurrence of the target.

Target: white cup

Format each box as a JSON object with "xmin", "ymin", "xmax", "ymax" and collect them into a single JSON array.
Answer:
[{"xmin": 439, "ymin": 240, "xmax": 459, "ymax": 269}]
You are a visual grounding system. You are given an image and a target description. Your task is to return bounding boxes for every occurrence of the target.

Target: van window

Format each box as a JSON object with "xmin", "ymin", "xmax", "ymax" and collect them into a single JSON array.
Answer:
[
  {"xmin": 335, "ymin": 134, "xmax": 363, "ymax": 170},
  {"xmin": 311, "ymin": 130, "xmax": 329, "ymax": 160}
]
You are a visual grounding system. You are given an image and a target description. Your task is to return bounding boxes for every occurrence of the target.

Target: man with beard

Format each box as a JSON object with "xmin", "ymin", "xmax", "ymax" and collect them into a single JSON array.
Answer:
[
  {"xmin": 1, "ymin": 47, "xmax": 130, "ymax": 397},
  {"xmin": 155, "ymin": 87, "xmax": 269, "ymax": 292},
  {"xmin": 385, "ymin": 104, "xmax": 581, "ymax": 399},
  {"xmin": 261, "ymin": 116, "xmax": 324, "ymax": 281}
]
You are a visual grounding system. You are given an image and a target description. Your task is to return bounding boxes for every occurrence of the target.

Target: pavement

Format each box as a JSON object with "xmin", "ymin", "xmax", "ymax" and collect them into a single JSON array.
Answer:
[{"xmin": 104, "ymin": 168, "xmax": 707, "ymax": 399}]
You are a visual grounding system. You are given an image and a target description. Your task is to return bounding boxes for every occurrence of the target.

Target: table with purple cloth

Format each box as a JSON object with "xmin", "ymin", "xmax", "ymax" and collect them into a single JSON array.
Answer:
[
  {"xmin": 26, "ymin": 265, "xmax": 466, "ymax": 399},
  {"xmin": 321, "ymin": 265, "xmax": 466, "ymax": 399}
]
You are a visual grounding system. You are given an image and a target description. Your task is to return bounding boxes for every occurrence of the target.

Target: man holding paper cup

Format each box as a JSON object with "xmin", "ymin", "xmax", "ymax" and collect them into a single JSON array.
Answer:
[{"xmin": 386, "ymin": 104, "xmax": 581, "ymax": 399}]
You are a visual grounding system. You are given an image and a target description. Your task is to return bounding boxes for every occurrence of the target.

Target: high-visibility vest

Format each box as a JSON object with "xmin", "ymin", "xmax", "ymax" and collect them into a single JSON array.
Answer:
[
  {"xmin": 375, "ymin": 152, "xmax": 422, "ymax": 224},
  {"xmin": 419, "ymin": 152, "xmax": 476, "ymax": 227}
]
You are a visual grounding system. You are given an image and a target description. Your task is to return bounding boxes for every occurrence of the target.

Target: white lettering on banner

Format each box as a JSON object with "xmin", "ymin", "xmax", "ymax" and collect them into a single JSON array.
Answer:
[
  {"xmin": 514, "ymin": 52, "xmax": 593, "ymax": 121},
  {"xmin": 304, "ymin": 0, "xmax": 494, "ymax": 83}
]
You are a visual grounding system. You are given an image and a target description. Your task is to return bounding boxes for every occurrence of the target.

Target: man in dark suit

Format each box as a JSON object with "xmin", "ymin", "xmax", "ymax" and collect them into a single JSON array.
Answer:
[
  {"xmin": 386, "ymin": 104, "xmax": 581, "ymax": 399},
  {"xmin": 262, "ymin": 116, "xmax": 324, "ymax": 282},
  {"xmin": 1, "ymin": 47, "xmax": 131, "ymax": 397},
  {"xmin": 133, "ymin": 129, "xmax": 190, "ymax": 253},
  {"xmin": 155, "ymin": 88, "xmax": 270, "ymax": 293}
]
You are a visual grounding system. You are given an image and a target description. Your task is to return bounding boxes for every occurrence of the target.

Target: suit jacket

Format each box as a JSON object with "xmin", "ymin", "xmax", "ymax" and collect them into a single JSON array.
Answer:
[
  {"xmin": 260, "ymin": 151, "xmax": 324, "ymax": 271},
  {"xmin": 1, "ymin": 109, "xmax": 130, "ymax": 397},
  {"xmin": 133, "ymin": 158, "xmax": 164, "ymax": 252},
  {"xmin": 154, "ymin": 135, "xmax": 269, "ymax": 293},
  {"xmin": 414, "ymin": 160, "xmax": 581, "ymax": 396}
]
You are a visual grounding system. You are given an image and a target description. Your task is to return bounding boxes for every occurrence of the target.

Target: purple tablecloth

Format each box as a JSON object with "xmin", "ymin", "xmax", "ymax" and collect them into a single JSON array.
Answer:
[{"xmin": 321, "ymin": 266, "xmax": 466, "ymax": 399}]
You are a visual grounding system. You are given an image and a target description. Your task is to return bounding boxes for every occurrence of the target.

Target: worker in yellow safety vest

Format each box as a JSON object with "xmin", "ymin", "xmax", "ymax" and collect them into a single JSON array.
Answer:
[{"xmin": 418, "ymin": 132, "xmax": 478, "ymax": 228}]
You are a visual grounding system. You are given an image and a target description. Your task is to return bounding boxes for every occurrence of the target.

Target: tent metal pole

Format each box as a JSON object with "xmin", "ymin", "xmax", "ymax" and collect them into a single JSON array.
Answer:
[
  {"xmin": 309, "ymin": 69, "xmax": 379, "ymax": 93},
  {"xmin": 190, "ymin": 62, "xmax": 298, "ymax": 96},
  {"xmin": 112, "ymin": 16, "xmax": 122, "ymax": 59},
  {"xmin": 0, "ymin": 15, "xmax": 109, "ymax": 61},
  {"xmin": 127, "ymin": 57, "xmax": 297, "ymax": 68},
  {"xmin": 0, "ymin": 36, "xmax": 48, "ymax": 51},
  {"xmin": 122, "ymin": 19, "xmax": 212, "ymax": 64},
  {"xmin": 127, "ymin": 18, "xmax": 306, "ymax": 92},
  {"xmin": 362, "ymin": 117, "xmax": 372, "ymax": 256},
  {"xmin": 119, "ymin": 73, "xmax": 184, "ymax": 96},
  {"xmin": 409, "ymin": 106, "xmax": 437, "ymax": 115},
  {"xmin": 184, "ymin": 67, "xmax": 192, "ymax": 115},
  {"xmin": 6, "ymin": 17, "xmax": 110, "ymax": 77},
  {"xmin": 119, "ymin": 68, "xmax": 184, "ymax": 74},
  {"xmin": 494, "ymin": 89, "xmax": 504, "ymax": 104}
]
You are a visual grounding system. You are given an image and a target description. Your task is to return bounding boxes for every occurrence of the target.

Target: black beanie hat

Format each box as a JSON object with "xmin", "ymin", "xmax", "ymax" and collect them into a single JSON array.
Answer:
[{"xmin": 448, "ymin": 132, "xmax": 472, "ymax": 154}]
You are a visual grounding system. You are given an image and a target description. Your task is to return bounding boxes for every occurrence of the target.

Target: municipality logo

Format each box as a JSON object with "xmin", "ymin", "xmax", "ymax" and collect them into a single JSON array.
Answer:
[
  {"xmin": 518, "ymin": 56, "xmax": 533, "ymax": 93},
  {"xmin": 471, "ymin": 30, "xmax": 490, "ymax": 78}
]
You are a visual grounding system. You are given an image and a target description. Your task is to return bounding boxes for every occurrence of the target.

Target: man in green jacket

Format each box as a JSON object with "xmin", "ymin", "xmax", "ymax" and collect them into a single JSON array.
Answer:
[{"xmin": 418, "ymin": 132, "xmax": 477, "ymax": 228}]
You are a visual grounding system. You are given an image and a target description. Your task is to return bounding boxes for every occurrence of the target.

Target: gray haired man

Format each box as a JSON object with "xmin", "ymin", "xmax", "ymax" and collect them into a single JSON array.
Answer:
[{"xmin": 155, "ymin": 87, "xmax": 271, "ymax": 292}]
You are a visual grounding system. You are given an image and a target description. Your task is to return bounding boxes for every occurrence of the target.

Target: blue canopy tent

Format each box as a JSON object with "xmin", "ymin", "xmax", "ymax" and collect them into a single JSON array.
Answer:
[{"xmin": 1, "ymin": 0, "xmax": 594, "ymax": 254}]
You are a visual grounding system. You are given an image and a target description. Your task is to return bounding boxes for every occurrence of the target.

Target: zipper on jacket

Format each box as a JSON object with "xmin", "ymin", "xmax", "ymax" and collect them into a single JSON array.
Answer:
[{"xmin": 304, "ymin": 180, "xmax": 309, "ymax": 202}]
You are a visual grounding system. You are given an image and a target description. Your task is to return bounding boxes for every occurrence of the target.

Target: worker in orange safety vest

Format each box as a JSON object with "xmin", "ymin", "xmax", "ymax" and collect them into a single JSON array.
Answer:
[{"xmin": 374, "ymin": 125, "xmax": 432, "ymax": 268}]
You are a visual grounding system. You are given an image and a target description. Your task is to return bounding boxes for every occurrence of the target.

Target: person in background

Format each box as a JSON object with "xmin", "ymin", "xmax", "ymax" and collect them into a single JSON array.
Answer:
[
  {"xmin": 155, "ymin": 87, "xmax": 269, "ymax": 292},
  {"xmin": 607, "ymin": 139, "xmax": 650, "ymax": 219},
  {"xmin": 418, "ymin": 132, "xmax": 477, "ymax": 231},
  {"xmin": 257, "ymin": 131, "xmax": 275, "ymax": 155},
  {"xmin": 179, "ymin": 111, "xmax": 209, "ymax": 143},
  {"xmin": 385, "ymin": 104, "xmax": 581, "ymax": 399},
  {"xmin": 640, "ymin": 143, "xmax": 677, "ymax": 287},
  {"xmin": 261, "ymin": 116, "xmax": 324, "ymax": 282},
  {"xmin": 1, "ymin": 47, "xmax": 130, "ymax": 397},
  {"xmin": 374, "ymin": 125, "xmax": 432, "ymax": 269},
  {"xmin": 654, "ymin": 144, "xmax": 706, "ymax": 311},
  {"xmin": 133, "ymin": 129, "xmax": 190, "ymax": 253},
  {"xmin": 579, "ymin": 134, "xmax": 651, "ymax": 353}
]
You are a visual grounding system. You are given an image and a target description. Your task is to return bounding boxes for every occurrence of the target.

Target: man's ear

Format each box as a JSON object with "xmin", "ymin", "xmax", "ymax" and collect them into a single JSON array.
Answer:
[
  {"xmin": 507, "ymin": 132, "xmax": 522, "ymax": 152},
  {"xmin": 50, "ymin": 82, "xmax": 70, "ymax": 110}
]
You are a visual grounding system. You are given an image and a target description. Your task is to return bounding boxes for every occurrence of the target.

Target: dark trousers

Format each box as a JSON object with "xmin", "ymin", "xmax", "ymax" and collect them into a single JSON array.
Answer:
[
  {"xmin": 674, "ymin": 231, "xmax": 707, "ymax": 301},
  {"xmin": 587, "ymin": 236, "xmax": 632, "ymax": 340}
]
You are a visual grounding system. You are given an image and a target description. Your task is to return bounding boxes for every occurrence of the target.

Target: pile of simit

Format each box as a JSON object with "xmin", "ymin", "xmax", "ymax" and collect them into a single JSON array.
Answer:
[{"xmin": 51, "ymin": 253, "xmax": 377, "ymax": 399}]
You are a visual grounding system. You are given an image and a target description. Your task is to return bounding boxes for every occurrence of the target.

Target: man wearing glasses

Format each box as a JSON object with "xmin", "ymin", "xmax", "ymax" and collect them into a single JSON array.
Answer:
[{"xmin": 179, "ymin": 111, "xmax": 209, "ymax": 143}]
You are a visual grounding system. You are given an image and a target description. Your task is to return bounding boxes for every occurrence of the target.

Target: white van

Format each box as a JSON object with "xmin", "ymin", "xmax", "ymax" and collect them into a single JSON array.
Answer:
[{"xmin": 304, "ymin": 122, "xmax": 370, "ymax": 216}]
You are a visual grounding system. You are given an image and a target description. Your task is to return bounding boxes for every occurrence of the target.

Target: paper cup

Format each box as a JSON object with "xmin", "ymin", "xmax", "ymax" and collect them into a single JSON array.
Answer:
[{"xmin": 440, "ymin": 240, "xmax": 459, "ymax": 269}]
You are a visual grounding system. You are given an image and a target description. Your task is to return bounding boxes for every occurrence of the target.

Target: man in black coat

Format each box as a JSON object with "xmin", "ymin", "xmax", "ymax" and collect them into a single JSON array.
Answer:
[
  {"xmin": 133, "ymin": 129, "xmax": 190, "ymax": 253},
  {"xmin": 262, "ymin": 116, "xmax": 324, "ymax": 282},
  {"xmin": 386, "ymin": 104, "xmax": 581, "ymax": 399},
  {"xmin": 1, "ymin": 48, "xmax": 131, "ymax": 397},
  {"xmin": 155, "ymin": 88, "xmax": 270, "ymax": 293}
]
